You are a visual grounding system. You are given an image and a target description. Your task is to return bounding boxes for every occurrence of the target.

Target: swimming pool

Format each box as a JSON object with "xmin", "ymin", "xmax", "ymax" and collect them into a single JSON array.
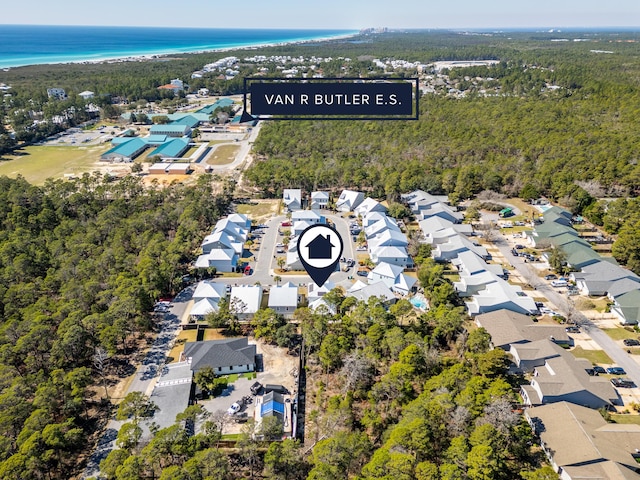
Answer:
[{"xmin": 410, "ymin": 294, "xmax": 428, "ymax": 311}]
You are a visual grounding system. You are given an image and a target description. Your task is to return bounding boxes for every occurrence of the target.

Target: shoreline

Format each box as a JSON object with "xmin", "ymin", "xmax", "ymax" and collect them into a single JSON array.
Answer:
[{"xmin": 0, "ymin": 31, "xmax": 360, "ymax": 70}]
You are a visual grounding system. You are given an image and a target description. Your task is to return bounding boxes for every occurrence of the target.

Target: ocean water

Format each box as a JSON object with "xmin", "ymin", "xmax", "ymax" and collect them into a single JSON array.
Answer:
[{"xmin": 0, "ymin": 25, "xmax": 357, "ymax": 69}]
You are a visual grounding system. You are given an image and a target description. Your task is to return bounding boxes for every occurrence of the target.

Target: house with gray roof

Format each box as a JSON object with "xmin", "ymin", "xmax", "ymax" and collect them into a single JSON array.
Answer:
[
  {"xmin": 348, "ymin": 281, "xmax": 396, "ymax": 304},
  {"xmin": 466, "ymin": 277, "xmax": 538, "ymax": 316},
  {"xmin": 183, "ymin": 338, "xmax": 256, "ymax": 375},
  {"xmin": 611, "ymin": 290, "xmax": 640, "ymax": 326},
  {"xmin": 572, "ymin": 260, "xmax": 640, "ymax": 297},
  {"xmin": 474, "ymin": 309, "xmax": 569, "ymax": 350},
  {"xmin": 194, "ymin": 248, "xmax": 238, "ymax": 272},
  {"xmin": 510, "ymin": 339, "xmax": 563, "ymax": 372},
  {"xmin": 521, "ymin": 348, "xmax": 618, "ymax": 409},
  {"xmin": 354, "ymin": 198, "xmax": 387, "ymax": 217},
  {"xmin": 526, "ymin": 402, "xmax": 640, "ymax": 479}
]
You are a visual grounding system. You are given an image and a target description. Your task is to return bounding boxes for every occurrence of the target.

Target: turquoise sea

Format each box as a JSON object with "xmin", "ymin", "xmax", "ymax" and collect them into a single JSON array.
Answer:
[{"xmin": 0, "ymin": 25, "xmax": 357, "ymax": 69}]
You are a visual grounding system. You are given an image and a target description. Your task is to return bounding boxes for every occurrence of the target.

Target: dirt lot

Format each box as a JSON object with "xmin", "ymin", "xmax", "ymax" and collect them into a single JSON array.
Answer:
[{"xmin": 198, "ymin": 338, "xmax": 299, "ymax": 435}]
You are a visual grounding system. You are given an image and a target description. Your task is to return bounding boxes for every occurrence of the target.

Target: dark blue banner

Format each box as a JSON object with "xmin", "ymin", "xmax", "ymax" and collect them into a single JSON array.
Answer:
[{"xmin": 246, "ymin": 79, "xmax": 416, "ymax": 119}]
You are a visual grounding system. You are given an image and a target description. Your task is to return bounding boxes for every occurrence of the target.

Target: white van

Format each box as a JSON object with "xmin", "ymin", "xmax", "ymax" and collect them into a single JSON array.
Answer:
[{"xmin": 551, "ymin": 279, "xmax": 568, "ymax": 288}]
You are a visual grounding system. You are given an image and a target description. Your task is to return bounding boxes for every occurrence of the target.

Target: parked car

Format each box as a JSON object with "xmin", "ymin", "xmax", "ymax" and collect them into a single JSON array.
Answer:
[
  {"xmin": 357, "ymin": 270, "xmax": 369, "ymax": 277},
  {"xmin": 606, "ymin": 367, "xmax": 626, "ymax": 375},
  {"xmin": 611, "ymin": 378, "xmax": 635, "ymax": 388},
  {"xmin": 276, "ymin": 248, "xmax": 285, "ymax": 254},
  {"xmin": 250, "ymin": 381, "xmax": 263, "ymax": 395},
  {"xmin": 511, "ymin": 249, "xmax": 519, "ymax": 257},
  {"xmin": 515, "ymin": 244, "xmax": 525, "ymax": 249},
  {"xmin": 566, "ymin": 326, "xmax": 580, "ymax": 333},
  {"xmin": 623, "ymin": 339, "xmax": 640, "ymax": 347},
  {"xmin": 356, "ymin": 246, "xmax": 367, "ymax": 251},
  {"xmin": 551, "ymin": 280, "xmax": 568, "ymax": 288},
  {"xmin": 281, "ymin": 221, "xmax": 292, "ymax": 227},
  {"xmin": 593, "ymin": 366, "xmax": 606, "ymax": 374},
  {"xmin": 585, "ymin": 368, "xmax": 596, "ymax": 376},
  {"xmin": 544, "ymin": 274, "xmax": 557, "ymax": 280},
  {"xmin": 227, "ymin": 402, "xmax": 242, "ymax": 415}
]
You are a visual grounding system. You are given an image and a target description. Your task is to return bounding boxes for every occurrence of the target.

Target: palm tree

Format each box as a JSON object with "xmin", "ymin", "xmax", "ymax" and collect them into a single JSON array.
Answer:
[{"xmin": 273, "ymin": 275, "xmax": 282, "ymax": 286}]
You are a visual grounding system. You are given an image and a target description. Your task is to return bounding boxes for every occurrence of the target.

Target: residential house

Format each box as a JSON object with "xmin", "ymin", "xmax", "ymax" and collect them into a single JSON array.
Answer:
[
  {"xmin": 362, "ymin": 211, "xmax": 388, "ymax": 228},
  {"xmin": 47, "ymin": 87, "xmax": 67, "ymax": 100},
  {"xmin": 454, "ymin": 270, "xmax": 502, "ymax": 297},
  {"xmin": 510, "ymin": 339, "xmax": 563, "ymax": 372},
  {"xmin": 572, "ymin": 261, "xmax": 640, "ymax": 297},
  {"xmin": 525, "ymin": 402, "xmax": 640, "ymax": 479},
  {"xmin": 465, "ymin": 277, "xmax": 538, "ymax": 316},
  {"xmin": 311, "ymin": 191, "xmax": 330, "ymax": 210},
  {"xmin": 432, "ymin": 235, "xmax": 488, "ymax": 262},
  {"xmin": 192, "ymin": 280, "xmax": 227, "ymax": 303},
  {"xmin": 369, "ymin": 245, "xmax": 410, "ymax": 267},
  {"xmin": 474, "ymin": 309, "xmax": 569, "ymax": 351},
  {"xmin": 78, "ymin": 90, "xmax": 94, "ymax": 100},
  {"xmin": 354, "ymin": 198, "xmax": 387, "ymax": 217},
  {"xmin": 184, "ymin": 337, "xmax": 256, "ymax": 374},
  {"xmin": 292, "ymin": 210, "xmax": 325, "ymax": 225},
  {"xmin": 229, "ymin": 285, "xmax": 263, "ymax": 320},
  {"xmin": 283, "ymin": 189, "xmax": 302, "ymax": 212},
  {"xmin": 336, "ymin": 190, "xmax": 364, "ymax": 212},
  {"xmin": 365, "ymin": 216, "xmax": 400, "ymax": 239},
  {"xmin": 227, "ymin": 213, "xmax": 252, "ymax": 230},
  {"xmin": 268, "ymin": 282, "xmax": 299, "ymax": 317},
  {"xmin": 368, "ymin": 262, "xmax": 404, "ymax": 289},
  {"xmin": 307, "ymin": 281, "xmax": 336, "ymax": 303},
  {"xmin": 194, "ymin": 248, "xmax": 238, "ymax": 273},
  {"xmin": 418, "ymin": 216, "xmax": 473, "ymax": 242},
  {"xmin": 292, "ymin": 220, "xmax": 314, "ymax": 237},
  {"xmin": 201, "ymin": 230, "xmax": 243, "ymax": 256},
  {"xmin": 452, "ymin": 250, "xmax": 504, "ymax": 278},
  {"xmin": 190, "ymin": 298, "xmax": 220, "ymax": 319},
  {"xmin": 611, "ymin": 290, "xmax": 640, "ymax": 326},
  {"xmin": 348, "ymin": 281, "xmax": 396, "ymax": 304},
  {"xmin": 520, "ymin": 348, "xmax": 618, "ymax": 409},
  {"xmin": 308, "ymin": 297, "xmax": 337, "ymax": 315}
]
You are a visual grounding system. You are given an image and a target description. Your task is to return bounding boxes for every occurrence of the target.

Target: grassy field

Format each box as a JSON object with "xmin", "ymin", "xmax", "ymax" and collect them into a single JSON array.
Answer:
[
  {"xmin": 611, "ymin": 414, "xmax": 640, "ymax": 425},
  {"xmin": 206, "ymin": 145, "xmax": 239, "ymax": 166},
  {"xmin": 602, "ymin": 328, "xmax": 637, "ymax": 341},
  {"xmin": 0, "ymin": 145, "xmax": 109, "ymax": 184},
  {"xmin": 570, "ymin": 346, "xmax": 613, "ymax": 365},
  {"xmin": 236, "ymin": 200, "xmax": 279, "ymax": 220}
]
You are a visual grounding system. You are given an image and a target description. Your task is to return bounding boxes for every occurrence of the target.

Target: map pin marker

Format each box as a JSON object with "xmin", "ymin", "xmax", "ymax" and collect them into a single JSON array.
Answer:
[{"xmin": 297, "ymin": 224, "xmax": 344, "ymax": 288}]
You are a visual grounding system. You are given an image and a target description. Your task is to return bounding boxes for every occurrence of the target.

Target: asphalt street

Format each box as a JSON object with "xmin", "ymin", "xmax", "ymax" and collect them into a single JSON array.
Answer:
[{"xmin": 493, "ymin": 231, "xmax": 640, "ymax": 388}]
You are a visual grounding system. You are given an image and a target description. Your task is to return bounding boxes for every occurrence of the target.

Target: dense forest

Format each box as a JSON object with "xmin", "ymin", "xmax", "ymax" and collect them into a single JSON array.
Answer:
[
  {"xmin": 0, "ymin": 174, "xmax": 229, "ymax": 478},
  {"xmin": 98, "ymin": 258, "xmax": 553, "ymax": 480}
]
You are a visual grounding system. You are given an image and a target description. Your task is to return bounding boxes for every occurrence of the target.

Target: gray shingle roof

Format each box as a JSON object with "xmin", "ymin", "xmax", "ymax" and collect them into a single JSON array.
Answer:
[{"xmin": 184, "ymin": 338, "xmax": 256, "ymax": 372}]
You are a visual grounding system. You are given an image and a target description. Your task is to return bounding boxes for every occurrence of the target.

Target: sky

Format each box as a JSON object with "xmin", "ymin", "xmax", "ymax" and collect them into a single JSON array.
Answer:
[{"xmin": 1, "ymin": 0, "xmax": 639, "ymax": 30}]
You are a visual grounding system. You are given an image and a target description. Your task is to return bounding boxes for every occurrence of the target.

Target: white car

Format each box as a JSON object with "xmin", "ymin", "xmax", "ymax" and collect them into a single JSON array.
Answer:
[{"xmin": 227, "ymin": 402, "xmax": 241, "ymax": 415}]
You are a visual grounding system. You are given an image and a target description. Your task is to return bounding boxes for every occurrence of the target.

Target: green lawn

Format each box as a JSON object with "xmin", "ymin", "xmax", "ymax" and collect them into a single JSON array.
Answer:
[
  {"xmin": 0, "ymin": 145, "xmax": 109, "ymax": 184},
  {"xmin": 602, "ymin": 328, "xmax": 637, "ymax": 341},
  {"xmin": 570, "ymin": 346, "xmax": 613, "ymax": 365},
  {"xmin": 611, "ymin": 414, "xmax": 640, "ymax": 425}
]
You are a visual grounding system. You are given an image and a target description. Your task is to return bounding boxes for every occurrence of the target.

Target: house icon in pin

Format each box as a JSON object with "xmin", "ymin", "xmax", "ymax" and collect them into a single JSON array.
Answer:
[{"xmin": 305, "ymin": 234, "xmax": 335, "ymax": 260}]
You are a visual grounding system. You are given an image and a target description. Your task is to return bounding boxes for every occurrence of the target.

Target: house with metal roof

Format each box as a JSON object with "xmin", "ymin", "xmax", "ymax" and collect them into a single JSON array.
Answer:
[
  {"xmin": 194, "ymin": 248, "xmax": 238, "ymax": 272},
  {"xmin": 311, "ymin": 191, "xmax": 330, "ymax": 210},
  {"xmin": 292, "ymin": 210, "xmax": 325, "ymax": 224},
  {"xmin": 282, "ymin": 189, "xmax": 302, "ymax": 212},
  {"xmin": 192, "ymin": 280, "xmax": 227, "ymax": 302},
  {"xmin": 230, "ymin": 285, "xmax": 263, "ymax": 320},
  {"xmin": 100, "ymin": 138, "xmax": 149, "ymax": 162},
  {"xmin": 149, "ymin": 124, "xmax": 192, "ymax": 137},
  {"xmin": 190, "ymin": 298, "xmax": 220, "ymax": 318},
  {"xmin": 526, "ymin": 402, "xmax": 640, "ymax": 479},
  {"xmin": 170, "ymin": 115, "xmax": 200, "ymax": 128},
  {"xmin": 354, "ymin": 198, "xmax": 387, "ymax": 217},
  {"xmin": 571, "ymin": 261, "xmax": 640, "ymax": 297},
  {"xmin": 432, "ymin": 235, "xmax": 488, "ymax": 262},
  {"xmin": 348, "ymin": 281, "xmax": 396, "ymax": 304},
  {"xmin": 465, "ymin": 277, "xmax": 538, "ymax": 316},
  {"xmin": 369, "ymin": 245, "xmax": 410, "ymax": 267},
  {"xmin": 268, "ymin": 282, "xmax": 299, "ymax": 317},
  {"xmin": 307, "ymin": 281, "xmax": 336, "ymax": 303},
  {"xmin": 148, "ymin": 138, "xmax": 190, "ymax": 159},
  {"xmin": 336, "ymin": 189, "xmax": 364, "ymax": 212},
  {"xmin": 183, "ymin": 337, "xmax": 256, "ymax": 375}
]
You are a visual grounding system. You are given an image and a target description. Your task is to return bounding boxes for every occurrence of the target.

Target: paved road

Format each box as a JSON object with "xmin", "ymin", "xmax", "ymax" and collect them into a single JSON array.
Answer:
[
  {"xmin": 492, "ymin": 231, "xmax": 640, "ymax": 388},
  {"xmin": 204, "ymin": 122, "xmax": 263, "ymax": 172},
  {"xmin": 82, "ymin": 290, "xmax": 192, "ymax": 479},
  {"xmin": 214, "ymin": 212, "xmax": 357, "ymax": 288}
]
